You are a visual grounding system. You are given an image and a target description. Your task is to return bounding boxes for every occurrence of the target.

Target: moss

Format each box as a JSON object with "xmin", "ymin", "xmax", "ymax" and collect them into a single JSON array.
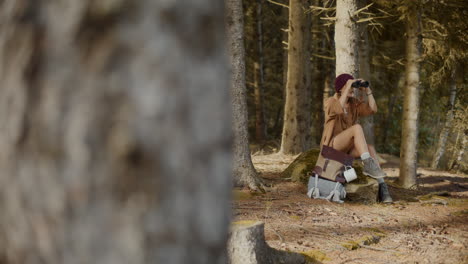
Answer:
[
  {"xmin": 232, "ymin": 220, "xmax": 258, "ymax": 226},
  {"xmin": 281, "ymin": 148, "xmax": 372, "ymax": 186},
  {"xmin": 417, "ymin": 192, "xmax": 450, "ymax": 201},
  {"xmin": 232, "ymin": 190, "xmax": 256, "ymax": 201},
  {"xmin": 300, "ymin": 250, "xmax": 330, "ymax": 263},
  {"xmin": 341, "ymin": 234, "xmax": 383, "ymax": 250},
  {"xmin": 289, "ymin": 215, "xmax": 301, "ymax": 221},
  {"xmin": 360, "ymin": 227, "xmax": 387, "ymax": 237},
  {"xmin": 282, "ymin": 149, "xmax": 321, "ymax": 184},
  {"xmin": 341, "ymin": 240, "xmax": 360, "ymax": 250},
  {"xmin": 452, "ymin": 209, "xmax": 468, "ymax": 216}
]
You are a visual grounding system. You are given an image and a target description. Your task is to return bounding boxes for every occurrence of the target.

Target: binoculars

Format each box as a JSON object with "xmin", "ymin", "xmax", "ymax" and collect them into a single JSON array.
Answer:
[{"xmin": 351, "ymin": 80, "xmax": 370, "ymax": 88}]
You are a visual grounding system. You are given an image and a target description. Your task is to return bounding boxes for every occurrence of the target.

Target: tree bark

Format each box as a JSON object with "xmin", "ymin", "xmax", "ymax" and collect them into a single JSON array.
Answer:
[
  {"xmin": 310, "ymin": 0, "xmax": 325, "ymax": 146},
  {"xmin": 228, "ymin": 222, "xmax": 306, "ymax": 264},
  {"xmin": 357, "ymin": 1, "xmax": 375, "ymax": 145},
  {"xmin": 399, "ymin": 4, "xmax": 422, "ymax": 188},
  {"xmin": 254, "ymin": 62, "xmax": 266, "ymax": 143},
  {"xmin": 335, "ymin": 0, "xmax": 359, "ymax": 77},
  {"xmin": 0, "ymin": 1, "xmax": 231, "ymax": 263},
  {"xmin": 431, "ymin": 68, "xmax": 457, "ymax": 169},
  {"xmin": 254, "ymin": 0, "xmax": 267, "ymax": 143},
  {"xmin": 226, "ymin": 0, "xmax": 262, "ymax": 189},
  {"xmin": 280, "ymin": 0, "xmax": 312, "ymax": 154}
]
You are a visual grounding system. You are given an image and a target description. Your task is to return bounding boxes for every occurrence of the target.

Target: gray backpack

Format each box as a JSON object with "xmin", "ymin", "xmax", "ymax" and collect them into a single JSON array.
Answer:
[{"xmin": 307, "ymin": 173, "xmax": 346, "ymax": 203}]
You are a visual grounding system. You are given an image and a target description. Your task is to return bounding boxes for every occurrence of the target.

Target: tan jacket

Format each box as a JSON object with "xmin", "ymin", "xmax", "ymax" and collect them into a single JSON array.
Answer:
[{"xmin": 320, "ymin": 93, "xmax": 374, "ymax": 149}]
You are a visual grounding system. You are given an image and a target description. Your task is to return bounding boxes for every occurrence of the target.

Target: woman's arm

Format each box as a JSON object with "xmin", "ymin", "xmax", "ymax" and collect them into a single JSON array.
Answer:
[
  {"xmin": 339, "ymin": 79, "xmax": 355, "ymax": 108},
  {"xmin": 366, "ymin": 87, "xmax": 378, "ymax": 113}
]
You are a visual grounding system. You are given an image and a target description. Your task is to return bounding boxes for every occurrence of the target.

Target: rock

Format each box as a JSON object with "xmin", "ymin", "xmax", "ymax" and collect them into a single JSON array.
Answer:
[
  {"xmin": 281, "ymin": 149, "xmax": 321, "ymax": 184},
  {"xmin": 227, "ymin": 221, "xmax": 306, "ymax": 264},
  {"xmin": 282, "ymin": 149, "xmax": 379, "ymax": 203},
  {"xmin": 345, "ymin": 164, "xmax": 379, "ymax": 204}
]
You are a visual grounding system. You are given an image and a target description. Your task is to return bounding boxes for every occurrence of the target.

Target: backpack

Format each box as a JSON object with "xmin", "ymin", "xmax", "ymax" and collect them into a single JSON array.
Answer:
[
  {"xmin": 307, "ymin": 142, "xmax": 355, "ymax": 203},
  {"xmin": 313, "ymin": 144, "xmax": 354, "ymax": 182},
  {"xmin": 307, "ymin": 173, "xmax": 347, "ymax": 203}
]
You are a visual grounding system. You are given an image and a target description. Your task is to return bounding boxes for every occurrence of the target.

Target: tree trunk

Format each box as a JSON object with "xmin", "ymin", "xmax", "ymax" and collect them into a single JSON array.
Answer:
[
  {"xmin": 254, "ymin": 62, "xmax": 266, "ymax": 143},
  {"xmin": 335, "ymin": 0, "xmax": 359, "ymax": 77},
  {"xmin": 280, "ymin": 0, "xmax": 312, "ymax": 154},
  {"xmin": 431, "ymin": 68, "xmax": 457, "ymax": 169},
  {"xmin": 254, "ymin": 0, "xmax": 267, "ymax": 143},
  {"xmin": 0, "ymin": 1, "xmax": 231, "ymax": 263},
  {"xmin": 399, "ymin": 4, "xmax": 422, "ymax": 188},
  {"xmin": 226, "ymin": 0, "xmax": 262, "ymax": 190},
  {"xmin": 357, "ymin": 1, "xmax": 375, "ymax": 145},
  {"xmin": 310, "ymin": 0, "xmax": 325, "ymax": 146},
  {"xmin": 451, "ymin": 133, "xmax": 467, "ymax": 172}
]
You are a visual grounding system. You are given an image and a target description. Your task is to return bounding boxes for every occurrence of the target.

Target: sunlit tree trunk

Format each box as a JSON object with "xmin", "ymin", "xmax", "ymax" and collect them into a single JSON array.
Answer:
[
  {"xmin": 280, "ymin": 0, "xmax": 312, "ymax": 154},
  {"xmin": 399, "ymin": 4, "xmax": 421, "ymax": 188},
  {"xmin": 335, "ymin": 0, "xmax": 359, "ymax": 76},
  {"xmin": 431, "ymin": 68, "xmax": 457, "ymax": 169},
  {"xmin": 0, "ymin": 1, "xmax": 231, "ymax": 263},
  {"xmin": 226, "ymin": 0, "xmax": 262, "ymax": 189},
  {"xmin": 451, "ymin": 133, "xmax": 467, "ymax": 172}
]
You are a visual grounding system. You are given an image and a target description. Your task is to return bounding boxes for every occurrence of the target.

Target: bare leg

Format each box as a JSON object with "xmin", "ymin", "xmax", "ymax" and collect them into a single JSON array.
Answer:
[{"xmin": 332, "ymin": 124, "xmax": 369, "ymax": 157}]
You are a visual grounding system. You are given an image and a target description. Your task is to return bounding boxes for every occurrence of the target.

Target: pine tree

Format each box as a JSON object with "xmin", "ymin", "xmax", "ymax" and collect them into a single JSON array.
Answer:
[
  {"xmin": 226, "ymin": 0, "xmax": 264, "ymax": 190},
  {"xmin": 399, "ymin": 1, "xmax": 422, "ymax": 188},
  {"xmin": 280, "ymin": 0, "xmax": 312, "ymax": 154}
]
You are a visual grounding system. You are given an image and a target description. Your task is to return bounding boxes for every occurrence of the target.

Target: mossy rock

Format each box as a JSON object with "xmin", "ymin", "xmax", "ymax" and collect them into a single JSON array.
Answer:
[
  {"xmin": 300, "ymin": 250, "xmax": 330, "ymax": 263},
  {"xmin": 281, "ymin": 149, "xmax": 370, "ymax": 185},
  {"xmin": 282, "ymin": 149, "xmax": 379, "ymax": 203},
  {"xmin": 281, "ymin": 149, "xmax": 321, "ymax": 184}
]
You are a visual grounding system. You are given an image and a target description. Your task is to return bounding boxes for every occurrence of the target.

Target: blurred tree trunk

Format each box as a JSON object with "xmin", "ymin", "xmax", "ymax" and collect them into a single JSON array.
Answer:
[
  {"xmin": 399, "ymin": 3, "xmax": 422, "ymax": 188},
  {"xmin": 382, "ymin": 95, "xmax": 396, "ymax": 144},
  {"xmin": 280, "ymin": 0, "xmax": 312, "ymax": 154},
  {"xmin": 226, "ymin": 0, "xmax": 262, "ymax": 190},
  {"xmin": 431, "ymin": 67, "xmax": 458, "ymax": 169},
  {"xmin": 357, "ymin": 0, "xmax": 375, "ymax": 146},
  {"xmin": 253, "ymin": 0, "xmax": 267, "ymax": 143},
  {"xmin": 0, "ymin": 1, "xmax": 231, "ymax": 263},
  {"xmin": 335, "ymin": 0, "xmax": 359, "ymax": 76}
]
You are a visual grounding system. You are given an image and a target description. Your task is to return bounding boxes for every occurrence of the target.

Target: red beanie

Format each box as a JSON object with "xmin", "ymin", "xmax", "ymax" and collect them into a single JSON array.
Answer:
[{"xmin": 334, "ymin": 73, "xmax": 354, "ymax": 93}]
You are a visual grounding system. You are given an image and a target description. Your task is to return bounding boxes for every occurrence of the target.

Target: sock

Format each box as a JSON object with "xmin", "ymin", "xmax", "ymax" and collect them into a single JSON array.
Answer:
[
  {"xmin": 360, "ymin": 152, "xmax": 371, "ymax": 160},
  {"xmin": 376, "ymin": 178, "xmax": 384, "ymax": 184}
]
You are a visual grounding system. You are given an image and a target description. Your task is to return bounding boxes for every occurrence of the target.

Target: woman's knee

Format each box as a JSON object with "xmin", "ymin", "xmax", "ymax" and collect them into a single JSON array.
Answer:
[{"xmin": 351, "ymin": 124, "xmax": 363, "ymax": 133}]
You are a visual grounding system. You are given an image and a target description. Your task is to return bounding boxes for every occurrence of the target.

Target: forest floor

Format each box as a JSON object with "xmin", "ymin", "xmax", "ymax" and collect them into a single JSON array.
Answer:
[{"xmin": 232, "ymin": 152, "xmax": 468, "ymax": 264}]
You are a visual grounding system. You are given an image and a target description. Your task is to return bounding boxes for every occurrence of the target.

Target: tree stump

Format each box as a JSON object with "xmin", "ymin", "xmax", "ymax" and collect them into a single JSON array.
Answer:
[{"xmin": 227, "ymin": 221, "xmax": 306, "ymax": 264}]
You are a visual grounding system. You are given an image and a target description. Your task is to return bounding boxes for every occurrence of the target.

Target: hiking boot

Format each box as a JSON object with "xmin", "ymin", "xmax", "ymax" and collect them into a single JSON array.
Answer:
[
  {"xmin": 362, "ymin": 157, "xmax": 386, "ymax": 178},
  {"xmin": 377, "ymin": 182, "xmax": 393, "ymax": 203}
]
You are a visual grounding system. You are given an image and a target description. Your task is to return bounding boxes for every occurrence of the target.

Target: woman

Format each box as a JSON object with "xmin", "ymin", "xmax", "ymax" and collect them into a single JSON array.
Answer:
[{"xmin": 320, "ymin": 73, "xmax": 392, "ymax": 203}]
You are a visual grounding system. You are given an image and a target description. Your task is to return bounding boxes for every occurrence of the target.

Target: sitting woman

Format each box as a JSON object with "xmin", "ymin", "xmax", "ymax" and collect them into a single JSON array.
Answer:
[{"xmin": 320, "ymin": 73, "xmax": 393, "ymax": 203}]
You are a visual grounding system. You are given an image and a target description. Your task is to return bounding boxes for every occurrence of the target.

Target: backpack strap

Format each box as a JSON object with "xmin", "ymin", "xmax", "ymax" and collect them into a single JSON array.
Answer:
[{"xmin": 325, "ymin": 182, "xmax": 345, "ymax": 204}]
